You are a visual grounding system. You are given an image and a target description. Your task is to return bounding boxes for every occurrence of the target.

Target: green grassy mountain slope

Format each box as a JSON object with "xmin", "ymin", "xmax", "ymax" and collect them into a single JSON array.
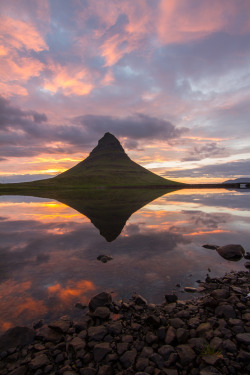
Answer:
[{"xmin": 40, "ymin": 132, "xmax": 180, "ymax": 188}]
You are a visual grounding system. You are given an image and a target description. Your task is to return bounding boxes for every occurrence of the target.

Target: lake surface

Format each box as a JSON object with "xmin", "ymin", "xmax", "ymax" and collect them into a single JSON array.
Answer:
[{"xmin": 0, "ymin": 188, "xmax": 249, "ymax": 333}]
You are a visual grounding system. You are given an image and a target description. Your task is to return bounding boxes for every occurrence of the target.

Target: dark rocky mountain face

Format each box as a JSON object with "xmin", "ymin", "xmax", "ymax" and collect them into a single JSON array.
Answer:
[{"xmin": 89, "ymin": 132, "xmax": 125, "ymax": 156}]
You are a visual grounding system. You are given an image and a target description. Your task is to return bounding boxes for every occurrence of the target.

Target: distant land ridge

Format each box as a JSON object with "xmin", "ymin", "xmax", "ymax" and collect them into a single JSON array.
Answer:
[{"xmin": 223, "ymin": 177, "xmax": 250, "ymax": 184}]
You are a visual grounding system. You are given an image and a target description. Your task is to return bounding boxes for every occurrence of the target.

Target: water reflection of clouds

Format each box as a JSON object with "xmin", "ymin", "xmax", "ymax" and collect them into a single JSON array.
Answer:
[{"xmin": 0, "ymin": 190, "xmax": 249, "ymax": 332}]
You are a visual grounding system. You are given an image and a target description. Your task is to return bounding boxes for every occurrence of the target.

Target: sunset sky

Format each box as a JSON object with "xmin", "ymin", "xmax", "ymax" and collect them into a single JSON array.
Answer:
[{"xmin": 1, "ymin": 0, "xmax": 250, "ymax": 183}]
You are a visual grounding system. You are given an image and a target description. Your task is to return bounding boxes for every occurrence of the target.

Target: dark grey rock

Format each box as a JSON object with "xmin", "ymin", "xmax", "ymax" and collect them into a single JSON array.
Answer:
[
  {"xmin": 68, "ymin": 337, "xmax": 86, "ymax": 352},
  {"xmin": 169, "ymin": 318, "xmax": 185, "ymax": 329},
  {"xmin": 202, "ymin": 354, "xmax": 222, "ymax": 366},
  {"xmin": 176, "ymin": 344, "xmax": 195, "ymax": 365},
  {"xmin": 29, "ymin": 354, "xmax": 50, "ymax": 370},
  {"xmin": 49, "ymin": 317, "xmax": 71, "ymax": 333},
  {"xmin": 188, "ymin": 337, "xmax": 207, "ymax": 351},
  {"xmin": 80, "ymin": 367, "xmax": 96, "ymax": 375},
  {"xmin": 184, "ymin": 287, "xmax": 198, "ymax": 293},
  {"xmin": 117, "ymin": 342, "xmax": 128, "ymax": 355},
  {"xmin": 200, "ymin": 366, "xmax": 222, "ymax": 375},
  {"xmin": 122, "ymin": 334, "xmax": 133, "ymax": 343},
  {"xmin": 145, "ymin": 332, "xmax": 157, "ymax": 344},
  {"xmin": 136, "ymin": 357, "xmax": 149, "ymax": 371},
  {"xmin": 140, "ymin": 346, "xmax": 154, "ymax": 358},
  {"xmin": 211, "ymin": 289, "xmax": 230, "ymax": 300},
  {"xmin": 97, "ymin": 364, "xmax": 113, "ymax": 375},
  {"xmin": 108, "ymin": 321, "xmax": 122, "ymax": 335},
  {"xmin": 203, "ymin": 244, "xmax": 219, "ymax": 250},
  {"xmin": 176, "ymin": 328, "xmax": 189, "ymax": 344},
  {"xmin": 150, "ymin": 353, "xmax": 164, "ymax": 369},
  {"xmin": 216, "ymin": 244, "xmax": 245, "ymax": 261},
  {"xmin": 89, "ymin": 292, "xmax": 112, "ymax": 312},
  {"xmin": 158, "ymin": 345, "xmax": 175, "ymax": 360},
  {"xmin": 133, "ymin": 294, "xmax": 147, "ymax": 305},
  {"xmin": 165, "ymin": 294, "xmax": 178, "ymax": 303},
  {"xmin": 8, "ymin": 366, "xmax": 27, "ymax": 375},
  {"xmin": 97, "ymin": 255, "xmax": 113, "ymax": 263},
  {"xmin": 236, "ymin": 332, "xmax": 250, "ymax": 345},
  {"xmin": 88, "ymin": 326, "xmax": 107, "ymax": 341},
  {"xmin": 223, "ymin": 339, "xmax": 237, "ymax": 352},
  {"xmin": 165, "ymin": 326, "xmax": 176, "ymax": 345},
  {"xmin": 145, "ymin": 315, "xmax": 161, "ymax": 328},
  {"xmin": 215, "ymin": 304, "xmax": 236, "ymax": 318},
  {"xmin": 120, "ymin": 349, "xmax": 137, "ymax": 369},
  {"xmin": 93, "ymin": 307, "xmax": 110, "ymax": 320},
  {"xmin": 93, "ymin": 342, "xmax": 111, "ymax": 362},
  {"xmin": 36, "ymin": 325, "xmax": 62, "ymax": 342},
  {"xmin": 0, "ymin": 327, "xmax": 35, "ymax": 351},
  {"xmin": 209, "ymin": 337, "xmax": 222, "ymax": 351},
  {"xmin": 196, "ymin": 322, "xmax": 211, "ymax": 335}
]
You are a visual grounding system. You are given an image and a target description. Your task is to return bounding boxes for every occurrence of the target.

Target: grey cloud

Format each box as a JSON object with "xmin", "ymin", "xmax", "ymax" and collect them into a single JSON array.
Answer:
[
  {"xmin": 162, "ymin": 159, "xmax": 250, "ymax": 179},
  {"xmin": 182, "ymin": 142, "xmax": 228, "ymax": 161},
  {"xmin": 0, "ymin": 96, "xmax": 187, "ymax": 158},
  {"xmin": 75, "ymin": 113, "xmax": 188, "ymax": 141}
]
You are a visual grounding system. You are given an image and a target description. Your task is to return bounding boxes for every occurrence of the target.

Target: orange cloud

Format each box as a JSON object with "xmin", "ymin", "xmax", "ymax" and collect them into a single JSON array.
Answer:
[
  {"xmin": 157, "ymin": 0, "xmax": 250, "ymax": 45},
  {"xmin": 43, "ymin": 65, "xmax": 94, "ymax": 96},
  {"xmin": 48, "ymin": 279, "xmax": 96, "ymax": 305}
]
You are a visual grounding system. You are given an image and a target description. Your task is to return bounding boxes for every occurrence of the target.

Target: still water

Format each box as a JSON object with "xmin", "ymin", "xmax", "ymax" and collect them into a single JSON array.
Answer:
[{"xmin": 0, "ymin": 188, "xmax": 249, "ymax": 333}]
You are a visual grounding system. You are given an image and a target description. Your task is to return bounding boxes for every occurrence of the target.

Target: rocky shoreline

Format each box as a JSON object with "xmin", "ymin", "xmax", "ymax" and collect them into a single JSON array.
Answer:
[{"xmin": 0, "ymin": 271, "xmax": 249, "ymax": 375}]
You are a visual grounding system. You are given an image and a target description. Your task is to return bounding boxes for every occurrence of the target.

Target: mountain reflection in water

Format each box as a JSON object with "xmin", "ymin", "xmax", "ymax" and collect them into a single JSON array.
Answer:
[{"xmin": 0, "ymin": 188, "xmax": 249, "ymax": 333}]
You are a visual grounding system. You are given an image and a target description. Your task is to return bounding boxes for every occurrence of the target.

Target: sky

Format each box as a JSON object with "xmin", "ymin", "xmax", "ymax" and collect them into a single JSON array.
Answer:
[{"xmin": 0, "ymin": 0, "xmax": 250, "ymax": 184}]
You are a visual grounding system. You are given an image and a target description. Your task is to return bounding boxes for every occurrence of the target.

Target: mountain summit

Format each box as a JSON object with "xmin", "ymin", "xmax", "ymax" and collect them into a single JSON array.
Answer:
[{"xmin": 51, "ymin": 132, "xmax": 179, "ymax": 187}]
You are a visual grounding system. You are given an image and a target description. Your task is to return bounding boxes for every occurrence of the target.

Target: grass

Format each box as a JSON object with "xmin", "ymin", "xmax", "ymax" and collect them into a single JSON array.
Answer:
[{"xmin": 201, "ymin": 345, "xmax": 223, "ymax": 358}]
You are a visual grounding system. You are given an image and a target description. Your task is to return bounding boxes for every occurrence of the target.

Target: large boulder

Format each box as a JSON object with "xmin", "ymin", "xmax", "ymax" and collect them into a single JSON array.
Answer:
[
  {"xmin": 89, "ymin": 292, "xmax": 112, "ymax": 312},
  {"xmin": 216, "ymin": 244, "xmax": 245, "ymax": 261}
]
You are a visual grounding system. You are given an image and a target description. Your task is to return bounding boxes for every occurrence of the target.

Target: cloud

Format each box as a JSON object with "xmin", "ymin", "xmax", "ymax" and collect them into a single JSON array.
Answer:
[
  {"xmin": 163, "ymin": 159, "xmax": 250, "ymax": 179},
  {"xmin": 0, "ymin": 96, "xmax": 187, "ymax": 158},
  {"xmin": 75, "ymin": 113, "xmax": 188, "ymax": 141},
  {"xmin": 182, "ymin": 142, "xmax": 228, "ymax": 161}
]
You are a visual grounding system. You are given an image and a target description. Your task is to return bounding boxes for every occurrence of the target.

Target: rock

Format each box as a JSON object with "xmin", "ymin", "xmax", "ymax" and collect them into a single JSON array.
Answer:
[
  {"xmin": 97, "ymin": 365, "xmax": 113, "ymax": 375},
  {"xmin": 223, "ymin": 339, "xmax": 237, "ymax": 352},
  {"xmin": 74, "ymin": 316, "xmax": 92, "ymax": 331},
  {"xmin": 108, "ymin": 321, "xmax": 122, "ymax": 335},
  {"xmin": 165, "ymin": 326, "xmax": 176, "ymax": 345},
  {"xmin": 158, "ymin": 345, "xmax": 175, "ymax": 360},
  {"xmin": 215, "ymin": 304, "xmax": 236, "ymax": 319},
  {"xmin": 93, "ymin": 342, "xmax": 111, "ymax": 362},
  {"xmin": 200, "ymin": 366, "xmax": 222, "ymax": 375},
  {"xmin": 203, "ymin": 244, "xmax": 219, "ymax": 250},
  {"xmin": 184, "ymin": 287, "xmax": 198, "ymax": 293},
  {"xmin": 145, "ymin": 332, "xmax": 157, "ymax": 344},
  {"xmin": 176, "ymin": 328, "xmax": 189, "ymax": 344},
  {"xmin": 80, "ymin": 368, "xmax": 96, "ymax": 375},
  {"xmin": 140, "ymin": 346, "xmax": 154, "ymax": 358},
  {"xmin": 236, "ymin": 332, "xmax": 250, "ymax": 345},
  {"xmin": 49, "ymin": 317, "xmax": 71, "ymax": 333},
  {"xmin": 244, "ymin": 252, "xmax": 250, "ymax": 259},
  {"xmin": 176, "ymin": 344, "xmax": 195, "ymax": 365},
  {"xmin": 244, "ymin": 261, "xmax": 250, "ymax": 269},
  {"xmin": 216, "ymin": 244, "xmax": 245, "ymax": 261},
  {"xmin": 97, "ymin": 255, "xmax": 113, "ymax": 263},
  {"xmin": 202, "ymin": 354, "xmax": 222, "ymax": 366},
  {"xmin": 88, "ymin": 326, "xmax": 108, "ymax": 341},
  {"xmin": 75, "ymin": 302, "xmax": 87, "ymax": 310},
  {"xmin": 117, "ymin": 343, "xmax": 128, "ymax": 355},
  {"xmin": 29, "ymin": 354, "xmax": 50, "ymax": 370},
  {"xmin": 165, "ymin": 294, "xmax": 178, "ymax": 303},
  {"xmin": 133, "ymin": 294, "xmax": 147, "ymax": 305},
  {"xmin": 210, "ymin": 337, "xmax": 222, "ymax": 351},
  {"xmin": 93, "ymin": 307, "xmax": 110, "ymax": 320},
  {"xmin": 89, "ymin": 292, "xmax": 112, "ymax": 312},
  {"xmin": 169, "ymin": 318, "xmax": 185, "ymax": 329},
  {"xmin": 0, "ymin": 327, "xmax": 35, "ymax": 351},
  {"xmin": 36, "ymin": 325, "xmax": 62, "ymax": 342},
  {"xmin": 120, "ymin": 349, "xmax": 137, "ymax": 369},
  {"xmin": 196, "ymin": 322, "xmax": 211, "ymax": 335},
  {"xmin": 68, "ymin": 337, "xmax": 86, "ymax": 352},
  {"xmin": 211, "ymin": 289, "xmax": 230, "ymax": 300},
  {"xmin": 145, "ymin": 315, "xmax": 161, "ymax": 328},
  {"xmin": 136, "ymin": 357, "xmax": 149, "ymax": 371},
  {"xmin": 188, "ymin": 337, "xmax": 207, "ymax": 351},
  {"xmin": 8, "ymin": 366, "xmax": 27, "ymax": 375},
  {"xmin": 150, "ymin": 353, "xmax": 164, "ymax": 369}
]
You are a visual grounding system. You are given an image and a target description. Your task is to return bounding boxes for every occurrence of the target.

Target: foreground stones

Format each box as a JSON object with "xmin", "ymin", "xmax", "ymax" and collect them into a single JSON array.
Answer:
[{"xmin": 0, "ymin": 271, "xmax": 249, "ymax": 375}]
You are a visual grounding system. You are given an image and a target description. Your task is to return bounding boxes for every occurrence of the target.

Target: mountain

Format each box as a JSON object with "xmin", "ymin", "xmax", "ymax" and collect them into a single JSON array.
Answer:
[
  {"xmin": 33, "ymin": 132, "xmax": 180, "ymax": 188},
  {"xmin": 223, "ymin": 178, "xmax": 250, "ymax": 184}
]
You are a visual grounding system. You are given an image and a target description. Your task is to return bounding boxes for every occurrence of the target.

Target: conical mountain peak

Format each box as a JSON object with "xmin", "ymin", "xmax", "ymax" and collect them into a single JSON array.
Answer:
[{"xmin": 89, "ymin": 132, "xmax": 125, "ymax": 156}]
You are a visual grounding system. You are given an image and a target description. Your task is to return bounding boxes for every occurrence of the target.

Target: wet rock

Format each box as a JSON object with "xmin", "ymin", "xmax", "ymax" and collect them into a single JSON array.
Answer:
[
  {"xmin": 136, "ymin": 357, "xmax": 149, "ymax": 371},
  {"xmin": 89, "ymin": 292, "xmax": 112, "ymax": 312},
  {"xmin": 0, "ymin": 327, "xmax": 35, "ymax": 351},
  {"xmin": 200, "ymin": 366, "xmax": 222, "ymax": 375},
  {"xmin": 120, "ymin": 349, "xmax": 137, "ymax": 369},
  {"xmin": 93, "ymin": 307, "xmax": 110, "ymax": 320},
  {"xmin": 97, "ymin": 364, "xmax": 113, "ymax": 375},
  {"xmin": 203, "ymin": 244, "xmax": 219, "ymax": 250},
  {"xmin": 176, "ymin": 344, "xmax": 195, "ymax": 365},
  {"xmin": 244, "ymin": 261, "xmax": 250, "ymax": 269},
  {"xmin": 49, "ymin": 316, "xmax": 71, "ymax": 333},
  {"xmin": 197, "ymin": 322, "xmax": 211, "ymax": 336},
  {"xmin": 216, "ymin": 244, "xmax": 245, "ymax": 261},
  {"xmin": 158, "ymin": 345, "xmax": 175, "ymax": 360},
  {"xmin": 244, "ymin": 252, "xmax": 250, "ymax": 259},
  {"xmin": 80, "ymin": 367, "xmax": 96, "ymax": 375},
  {"xmin": 202, "ymin": 354, "xmax": 222, "ymax": 366},
  {"xmin": 169, "ymin": 318, "xmax": 185, "ymax": 329},
  {"xmin": 68, "ymin": 337, "xmax": 86, "ymax": 352},
  {"xmin": 88, "ymin": 326, "xmax": 108, "ymax": 341},
  {"xmin": 184, "ymin": 287, "xmax": 198, "ymax": 293},
  {"xmin": 97, "ymin": 255, "xmax": 113, "ymax": 263},
  {"xmin": 165, "ymin": 294, "xmax": 178, "ymax": 303},
  {"xmin": 36, "ymin": 325, "xmax": 62, "ymax": 342},
  {"xmin": 108, "ymin": 321, "xmax": 122, "ymax": 335},
  {"xmin": 215, "ymin": 304, "xmax": 236, "ymax": 319},
  {"xmin": 211, "ymin": 289, "xmax": 230, "ymax": 300},
  {"xmin": 29, "ymin": 354, "xmax": 50, "ymax": 370},
  {"xmin": 133, "ymin": 294, "xmax": 147, "ymax": 305},
  {"xmin": 8, "ymin": 366, "xmax": 27, "ymax": 375},
  {"xmin": 223, "ymin": 339, "xmax": 237, "ymax": 352},
  {"xmin": 235, "ymin": 332, "xmax": 250, "ymax": 345},
  {"xmin": 93, "ymin": 342, "xmax": 111, "ymax": 362},
  {"xmin": 165, "ymin": 326, "xmax": 176, "ymax": 345}
]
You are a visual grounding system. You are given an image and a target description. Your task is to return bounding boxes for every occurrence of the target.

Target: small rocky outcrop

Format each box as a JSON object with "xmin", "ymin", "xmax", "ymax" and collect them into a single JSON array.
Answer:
[{"xmin": 216, "ymin": 244, "xmax": 245, "ymax": 261}]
